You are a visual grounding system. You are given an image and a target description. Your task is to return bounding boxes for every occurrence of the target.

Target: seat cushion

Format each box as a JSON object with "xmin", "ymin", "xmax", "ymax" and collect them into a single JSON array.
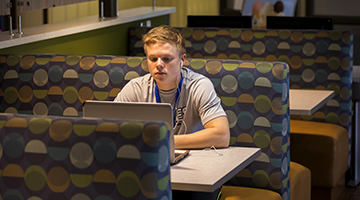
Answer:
[
  {"xmin": 220, "ymin": 162, "xmax": 310, "ymax": 200},
  {"xmin": 290, "ymin": 161, "xmax": 311, "ymax": 200},
  {"xmin": 220, "ymin": 186, "xmax": 282, "ymax": 200},
  {"xmin": 290, "ymin": 120, "xmax": 349, "ymax": 187}
]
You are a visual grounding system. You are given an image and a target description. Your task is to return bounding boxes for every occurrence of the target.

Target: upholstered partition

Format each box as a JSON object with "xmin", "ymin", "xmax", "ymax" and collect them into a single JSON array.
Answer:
[
  {"xmin": 0, "ymin": 54, "xmax": 290, "ymax": 199},
  {"xmin": 0, "ymin": 55, "xmax": 149, "ymax": 116},
  {"xmin": 0, "ymin": 113, "xmax": 171, "ymax": 200},
  {"xmin": 128, "ymin": 27, "xmax": 353, "ymax": 164},
  {"xmin": 182, "ymin": 59, "xmax": 290, "ymax": 199}
]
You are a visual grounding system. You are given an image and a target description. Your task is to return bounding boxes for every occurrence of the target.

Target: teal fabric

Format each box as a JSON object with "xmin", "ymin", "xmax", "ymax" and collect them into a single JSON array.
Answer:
[{"xmin": 0, "ymin": 113, "xmax": 171, "ymax": 200}]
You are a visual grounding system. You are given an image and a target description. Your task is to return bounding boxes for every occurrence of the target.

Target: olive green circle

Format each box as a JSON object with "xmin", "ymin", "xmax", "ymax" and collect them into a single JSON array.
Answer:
[
  {"xmin": 63, "ymin": 86, "xmax": 78, "ymax": 104},
  {"xmin": 25, "ymin": 165, "xmax": 47, "ymax": 191},
  {"xmin": 254, "ymin": 130, "xmax": 270, "ymax": 148},
  {"xmin": 4, "ymin": 87, "xmax": 18, "ymax": 104},
  {"xmin": 254, "ymin": 95, "xmax": 271, "ymax": 113},
  {"xmin": 328, "ymin": 57, "xmax": 341, "ymax": 71},
  {"xmin": 120, "ymin": 122, "xmax": 144, "ymax": 139},
  {"xmin": 253, "ymin": 170, "xmax": 269, "ymax": 188},
  {"xmin": 29, "ymin": 117, "xmax": 52, "ymax": 134}
]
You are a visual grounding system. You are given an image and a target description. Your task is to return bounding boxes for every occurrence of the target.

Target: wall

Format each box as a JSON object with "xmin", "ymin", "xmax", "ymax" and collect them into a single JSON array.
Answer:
[
  {"xmin": 4, "ymin": 0, "xmax": 218, "ymax": 55},
  {"xmin": 47, "ymin": 0, "xmax": 219, "ymax": 27},
  {"xmin": 48, "ymin": 0, "xmax": 99, "ymax": 23},
  {"xmin": 295, "ymin": 0, "xmax": 359, "ymax": 64},
  {"xmin": 296, "ymin": 0, "xmax": 306, "ymax": 17},
  {"xmin": 0, "ymin": 15, "xmax": 169, "ymax": 56},
  {"xmin": 18, "ymin": 0, "xmax": 219, "ymax": 28},
  {"xmin": 18, "ymin": 0, "xmax": 154, "ymax": 28},
  {"xmin": 20, "ymin": 9, "xmax": 43, "ymax": 28}
]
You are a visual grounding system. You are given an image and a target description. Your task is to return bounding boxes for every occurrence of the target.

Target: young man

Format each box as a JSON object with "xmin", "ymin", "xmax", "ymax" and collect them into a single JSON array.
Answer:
[{"xmin": 114, "ymin": 25, "xmax": 229, "ymax": 149}]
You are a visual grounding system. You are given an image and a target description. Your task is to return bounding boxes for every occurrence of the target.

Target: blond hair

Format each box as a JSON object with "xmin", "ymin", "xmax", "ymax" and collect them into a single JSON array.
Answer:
[{"xmin": 142, "ymin": 25, "xmax": 186, "ymax": 57}]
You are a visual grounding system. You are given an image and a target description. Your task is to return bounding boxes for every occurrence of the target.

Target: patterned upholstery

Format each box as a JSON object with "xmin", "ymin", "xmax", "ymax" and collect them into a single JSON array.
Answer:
[
  {"xmin": 0, "ymin": 55, "xmax": 150, "ymax": 116},
  {"xmin": 0, "ymin": 113, "xmax": 171, "ymax": 200},
  {"xmin": 128, "ymin": 27, "xmax": 353, "ymax": 165},
  {"xmin": 0, "ymin": 54, "xmax": 290, "ymax": 199},
  {"xmin": 182, "ymin": 59, "xmax": 290, "ymax": 200}
]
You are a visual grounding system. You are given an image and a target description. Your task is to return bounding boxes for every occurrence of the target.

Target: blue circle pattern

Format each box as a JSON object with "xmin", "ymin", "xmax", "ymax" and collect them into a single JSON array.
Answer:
[{"xmin": 238, "ymin": 72, "xmax": 255, "ymax": 90}]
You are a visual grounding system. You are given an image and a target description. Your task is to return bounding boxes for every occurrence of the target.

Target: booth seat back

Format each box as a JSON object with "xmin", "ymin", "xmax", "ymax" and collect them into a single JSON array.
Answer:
[
  {"xmin": 0, "ymin": 113, "xmax": 171, "ymax": 200},
  {"xmin": 0, "ymin": 55, "xmax": 290, "ymax": 198},
  {"xmin": 129, "ymin": 27, "xmax": 353, "ymax": 135},
  {"xmin": 0, "ymin": 55, "xmax": 150, "ymax": 116},
  {"xmin": 182, "ymin": 59, "xmax": 290, "ymax": 200}
]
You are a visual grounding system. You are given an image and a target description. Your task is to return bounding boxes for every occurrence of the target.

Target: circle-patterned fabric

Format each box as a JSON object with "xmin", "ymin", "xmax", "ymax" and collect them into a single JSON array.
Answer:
[
  {"xmin": 0, "ymin": 55, "xmax": 148, "ymax": 117},
  {"xmin": 129, "ymin": 27, "xmax": 353, "ymax": 134},
  {"xmin": 129, "ymin": 28, "xmax": 353, "ymax": 195},
  {"xmin": 0, "ymin": 114, "xmax": 171, "ymax": 200},
  {"xmin": 0, "ymin": 54, "xmax": 290, "ymax": 199},
  {"xmin": 182, "ymin": 58, "xmax": 290, "ymax": 198}
]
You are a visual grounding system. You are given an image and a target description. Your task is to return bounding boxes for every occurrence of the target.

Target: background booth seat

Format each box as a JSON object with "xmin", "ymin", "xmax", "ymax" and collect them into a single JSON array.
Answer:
[
  {"xmin": 129, "ymin": 27, "xmax": 353, "ymax": 200},
  {"xmin": 290, "ymin": 120, "xmax": 349, "ymax": 200},
  {"xmin": 0, "ymin": 113, "xmax": 172, "ymax": 200},
  {"xmin": 0, "ymin": 55, "xmax": 294, "ymax": 199},
  {"xmin": 289, "ymin": 161, "xmax": 312, "ymax": 200},
  {"xmin": 220, "ymin": 162, "xmax": 311, "ymax": 200}
]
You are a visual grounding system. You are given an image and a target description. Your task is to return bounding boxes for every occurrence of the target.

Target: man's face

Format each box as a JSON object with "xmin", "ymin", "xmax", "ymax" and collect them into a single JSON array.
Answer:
[{"xmin": 146, "ymin": 42, "xmax": 185, "ymax": 90}]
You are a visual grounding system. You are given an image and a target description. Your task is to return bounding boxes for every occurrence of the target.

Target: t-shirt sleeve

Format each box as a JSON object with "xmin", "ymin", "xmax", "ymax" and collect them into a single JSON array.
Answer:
[
  {"xmin": 192, "ymin": 77, "xmax": 227, "ymax": 125},
  {"xmin": 114, "ymin": 79, "xmax": 140, "ymax": 102}
]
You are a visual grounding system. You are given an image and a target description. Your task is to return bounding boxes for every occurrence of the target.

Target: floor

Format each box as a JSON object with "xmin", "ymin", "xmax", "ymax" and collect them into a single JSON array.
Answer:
[{"xmin": 337, "ymin": 184, "xmax": 360, "ymax": 200}]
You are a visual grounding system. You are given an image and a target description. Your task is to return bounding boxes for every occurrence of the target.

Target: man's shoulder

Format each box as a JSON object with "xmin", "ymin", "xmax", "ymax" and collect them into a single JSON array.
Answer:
[
  {"xmin": 128, "ymin": 73, "xmax": 152, "ymax": 85},
  {"xmin": 182, "ymin": 67, "xmax": 208, "ymax": 81}
]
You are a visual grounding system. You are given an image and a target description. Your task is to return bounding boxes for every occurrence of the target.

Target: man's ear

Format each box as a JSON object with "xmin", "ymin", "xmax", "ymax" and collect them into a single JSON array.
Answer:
[{"xmin": 180, "ymin": 54, "xmax": 186, "ymax": 66}]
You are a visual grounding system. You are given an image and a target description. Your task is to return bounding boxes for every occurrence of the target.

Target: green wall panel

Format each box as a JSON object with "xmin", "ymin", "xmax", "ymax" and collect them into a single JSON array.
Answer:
[{"xmin": 0, "ymin": 15, "xmax": 169, "ymax": 56}]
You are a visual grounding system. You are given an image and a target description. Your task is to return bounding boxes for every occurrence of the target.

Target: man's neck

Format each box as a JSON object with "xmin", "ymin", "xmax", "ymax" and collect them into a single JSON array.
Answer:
[{"xmin": 156, "ymin": 73, "xmax": 181, "ymax": 91}]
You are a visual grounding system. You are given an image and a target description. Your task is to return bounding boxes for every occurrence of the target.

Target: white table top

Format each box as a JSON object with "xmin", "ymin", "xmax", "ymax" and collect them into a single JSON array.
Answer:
[
  {"xmin": 170, "ymin": 146, "xmax": 261, "ymax": 192},
  {"xmin": 289, "ymin": 89, "xmax": 335, "ymax": 115},
  {"xmin": 0, "ymin": 6, "xmax": 176, "ymax": 49}
]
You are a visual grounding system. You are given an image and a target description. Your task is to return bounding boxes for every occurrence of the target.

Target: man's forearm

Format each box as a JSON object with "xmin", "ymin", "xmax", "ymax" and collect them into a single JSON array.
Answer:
[{"xmin": 174, "ymin": 116, "xmax": 230, "ymax": 149}]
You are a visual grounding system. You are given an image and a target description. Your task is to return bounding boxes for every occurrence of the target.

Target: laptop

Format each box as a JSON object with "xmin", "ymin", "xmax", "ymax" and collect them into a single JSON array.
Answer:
[{"xmin": 82, "ymin": 100, "xmax": 189, "ymax": 165}]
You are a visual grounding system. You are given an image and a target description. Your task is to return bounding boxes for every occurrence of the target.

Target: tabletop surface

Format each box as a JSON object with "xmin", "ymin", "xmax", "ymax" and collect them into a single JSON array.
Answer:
[
  {"xmin": 289, "ymin": 89, "xmax": 335, "ymax": 115},
  {"xmin": 170, "ymin": 146, "xmax": 261, "ymax": 192}
]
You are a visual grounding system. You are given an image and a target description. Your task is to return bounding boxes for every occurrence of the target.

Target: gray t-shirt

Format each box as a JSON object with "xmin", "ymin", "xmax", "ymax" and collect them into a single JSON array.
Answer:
[{"xmin": 114, "ymin": 67, "xmax": 226, "ymax": 135}]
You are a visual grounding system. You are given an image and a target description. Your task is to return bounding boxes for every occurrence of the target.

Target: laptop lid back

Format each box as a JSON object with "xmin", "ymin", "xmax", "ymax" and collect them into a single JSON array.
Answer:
[{"xmin": 82, "ymin": 100, "xmax": 176, "ymax": 163}]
